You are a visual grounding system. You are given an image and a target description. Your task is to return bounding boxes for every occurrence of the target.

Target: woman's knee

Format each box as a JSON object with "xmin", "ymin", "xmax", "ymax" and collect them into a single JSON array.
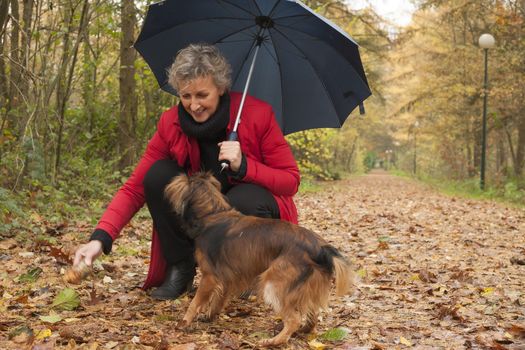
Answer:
[
  {"xmin": 143, "ymin": 159, "xmax": 184, "ymax": 198},
  {"xmin": 226, "ymin": 184, "xmax": 280, "ymax": 219}
]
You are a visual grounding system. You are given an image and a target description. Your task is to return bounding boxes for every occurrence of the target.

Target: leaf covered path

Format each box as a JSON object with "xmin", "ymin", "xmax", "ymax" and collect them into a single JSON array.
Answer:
[{"xmin": 1, "ymin": 171, "xmax": 525, "ymax": 349}]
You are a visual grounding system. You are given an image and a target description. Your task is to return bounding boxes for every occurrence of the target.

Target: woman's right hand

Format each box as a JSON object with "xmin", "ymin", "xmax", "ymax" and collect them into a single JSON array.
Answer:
[{"xmin": 73, "ymin": 240, "xmax": 103, "ymax": 266}]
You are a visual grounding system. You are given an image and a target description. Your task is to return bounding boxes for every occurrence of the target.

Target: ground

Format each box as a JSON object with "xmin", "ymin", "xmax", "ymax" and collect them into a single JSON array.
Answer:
[{"xmin": 1, "ymin": 171, "xmax": 524, "ymax": 349}]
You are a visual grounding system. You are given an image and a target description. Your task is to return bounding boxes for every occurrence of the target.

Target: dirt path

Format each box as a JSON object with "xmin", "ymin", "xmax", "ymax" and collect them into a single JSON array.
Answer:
[{"xmin": 1, "ymin": 172, "xmax": 524, "ymax": 349}]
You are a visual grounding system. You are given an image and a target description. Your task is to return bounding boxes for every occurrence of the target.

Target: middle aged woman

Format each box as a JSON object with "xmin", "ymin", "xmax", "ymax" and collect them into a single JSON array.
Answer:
[{"xmin": 73, "ymin": 43, "xmax": 300, "ymax": 300}]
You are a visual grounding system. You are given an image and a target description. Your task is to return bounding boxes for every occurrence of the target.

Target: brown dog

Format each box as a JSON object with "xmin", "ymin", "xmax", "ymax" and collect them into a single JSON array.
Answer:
[{"xmin": 165, "ymin": 172, "xmax": 354, "ymax": 347}]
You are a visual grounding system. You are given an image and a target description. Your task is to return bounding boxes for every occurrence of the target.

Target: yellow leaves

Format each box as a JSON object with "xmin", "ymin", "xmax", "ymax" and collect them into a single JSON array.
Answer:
[
  {"xmin": 308, "ymin": 339, "xmax": 328, "ymax": 349},
  {"xmin": 399, "ymin": 336, "xmax": 412, "ymax": 347},
  {"xmin": 356, "ymin": 268, "xmax": 367, "ymax": 278},
  {"xmin": 410, "ymin": 274, "xmax": 420, "ymax": 281},
  {"xmin": 35, "ymin": 328, "xmax": 52, "ymax": 340},
  {"xmin": 480, "ymin": 287, "xmax": 495, "ymax": 297}
]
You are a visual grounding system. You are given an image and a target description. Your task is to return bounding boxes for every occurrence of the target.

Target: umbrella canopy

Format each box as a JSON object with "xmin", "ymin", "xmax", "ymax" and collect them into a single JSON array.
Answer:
[{"xmin": 135, "ymin": 0, "xmax": 371, "ymax": 135}]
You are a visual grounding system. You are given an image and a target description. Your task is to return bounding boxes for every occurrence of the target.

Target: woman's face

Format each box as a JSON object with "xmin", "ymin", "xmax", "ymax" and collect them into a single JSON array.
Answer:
[{"xmin": 179, "ymin": 75, "xmax": 224, "ymax": 123}]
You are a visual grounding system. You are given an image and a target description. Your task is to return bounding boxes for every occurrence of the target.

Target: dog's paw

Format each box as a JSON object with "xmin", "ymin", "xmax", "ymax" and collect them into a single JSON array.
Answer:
[
  {"xmin": 258, "ymin": 337, "xmax": 285, "ymax": 348},
  {"xmin": 177, "ymin": 319, "xmax": 191, "ymax": 329}
]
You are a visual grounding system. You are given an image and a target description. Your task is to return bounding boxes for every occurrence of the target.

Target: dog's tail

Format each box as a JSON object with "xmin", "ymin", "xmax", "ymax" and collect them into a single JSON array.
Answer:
[{"xmin": 314, "ymin": 245, "xmax": 355, "ymax": 296}]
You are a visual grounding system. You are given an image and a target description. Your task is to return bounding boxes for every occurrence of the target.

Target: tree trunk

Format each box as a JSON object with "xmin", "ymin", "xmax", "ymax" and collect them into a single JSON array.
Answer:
[
  {"xmin": 82, "ymin": 27, "xmax": 96, "ymax": 134},
  {"xmin": 19, "ymin": 0, "xmax": 34, "ymax": 106},
  {"xmin": 53, "ymin": 0, "xmax": 90, "ymax": 183},
  {"xmin": 0, "ymin": 0, "xmax": 9, "ymax": 103},
  {"xmin": 515, "ymin": 113, "xmax": 525, "ymax": 177},
  {"xmin": 118, "ymin": 0, "xmax": 137, "ymax": 170},
  {"xmin": 9, "ymin": 0, "xmax": 21, "ymax": 114},
  {"xmin": 496, "ymin": 131, "xmax": 507, "ymax": 176}
]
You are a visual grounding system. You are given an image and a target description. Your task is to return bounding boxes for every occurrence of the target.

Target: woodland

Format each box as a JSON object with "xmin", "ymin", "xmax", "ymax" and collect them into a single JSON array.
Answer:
[
  {"xmin": 0, "ymin": 0, "xmax": 525, "ymax": 348},
  {"xmin": 0, "ymin": 0, "xmax": 524, "ymax": 227}
]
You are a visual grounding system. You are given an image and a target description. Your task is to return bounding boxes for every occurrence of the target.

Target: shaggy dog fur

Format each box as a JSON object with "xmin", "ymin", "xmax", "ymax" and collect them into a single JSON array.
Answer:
[{"xmin": 165, "ymin": 172, "xmax": 354, "ymax": 347}]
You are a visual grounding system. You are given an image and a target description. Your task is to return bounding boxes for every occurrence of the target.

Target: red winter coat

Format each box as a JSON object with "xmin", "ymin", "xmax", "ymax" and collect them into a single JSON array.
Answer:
[{"xmin": 95, "ymin": 92, "xmax": 300, "ymax": 289}]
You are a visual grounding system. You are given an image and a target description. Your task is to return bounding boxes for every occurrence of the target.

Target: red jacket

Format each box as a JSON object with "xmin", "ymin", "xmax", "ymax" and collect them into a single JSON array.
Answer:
[{"xmin": 95, "ymin": 92, "xmax": 300, "ymax": 289}]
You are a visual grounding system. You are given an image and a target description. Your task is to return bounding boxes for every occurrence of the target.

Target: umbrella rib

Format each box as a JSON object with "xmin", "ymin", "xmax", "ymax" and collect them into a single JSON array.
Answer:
[
  {"xmin": 214, "ymin": 23, "xmax": 260, "ymax": 44},
  {"xmin": 273, "ymin": 24, "xmax": 369, "ymax": 89},
  {"xmin": 260, "ymin": 40, "xmax": 279, "ymax": 65},
  {"xmin": 217, "ymin": 0, "xmax": 258, "ymax": 17},
  {"xmin": 264, "ymin": 27, "xmax": 286, "ymax": 132},
  {"xmin": 231, "ymin": 40, "xmax": 260, "ymax": 92},
  {"xmin": 271, "ymin": 26, "xmax": 340, "ymax": 125},
  {"xmin": 267, "ymin": 0, "xmax": 284, "ymax": 17},
  {"xmin": 275, "ymin": 22, "xmax": 356, "ymax": 44},
  {"xmin": 137, "ymin": 17, "xmax": 253, "ymax": 43},
  {"xmin": 250, "ymin": 0, "xmax": 262, "ymax": 16}
]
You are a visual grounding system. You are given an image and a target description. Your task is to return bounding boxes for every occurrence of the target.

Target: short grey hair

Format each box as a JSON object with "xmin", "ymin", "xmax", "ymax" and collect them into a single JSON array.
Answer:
[{"xmin": 167, "ymin": 43, "xmax": 232, "ymax": 93}]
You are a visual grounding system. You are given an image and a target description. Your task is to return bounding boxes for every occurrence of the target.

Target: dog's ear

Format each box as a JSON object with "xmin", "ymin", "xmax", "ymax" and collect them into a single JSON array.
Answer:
[{"xmin": 164, "ymin": 174, "xmax": 191, "ymax": 215}]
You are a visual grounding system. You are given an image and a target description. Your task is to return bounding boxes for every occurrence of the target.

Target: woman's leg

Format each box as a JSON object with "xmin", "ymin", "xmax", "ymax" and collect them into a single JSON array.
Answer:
[
  {"xmin": 225, "ymin": 183, "xmax": 280, "ymax": 219},
  {"xmin": 143, "ymin": 159, "xmax": 195, "ymax": 299}
]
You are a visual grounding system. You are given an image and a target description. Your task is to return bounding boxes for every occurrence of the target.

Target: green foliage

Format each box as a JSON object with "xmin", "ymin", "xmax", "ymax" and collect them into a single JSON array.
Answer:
[
  {"xmin": 18, "ymin": 267, "xmax": 43, "ymax": 283},
  {"xmin": 363, "ymin": 151, "xmax": 378, "ymax": 171},
  {"xmin": 287, "ymin": 129, "xmax": 337, "ymax": 180},
  {"xmin": 298, "ymin": 179, "xmax": 322, "ymax": 193},
  {"xmin": 0, "ymin": 187, "xmax": 24, "ymax": 235},
  {"xmin": 502, "ymin": 181, "xmax": 525, "ymax": 203}
]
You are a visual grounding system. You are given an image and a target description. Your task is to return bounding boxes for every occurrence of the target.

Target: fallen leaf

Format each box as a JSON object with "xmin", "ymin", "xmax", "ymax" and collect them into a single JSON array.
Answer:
[
  {"xmin": 418, "ymin": 269, "xmax": 437, "ymax": 283},
  {"xmin": 9, "ymin": 325, "xmax": 34, "ymax": 344},
  {"xmin": 31, "ymin": 342, "xmax": 56, "ymax": 350},
  {"xmin": 86, "ymin": 286, "xmax": 101, "ymax": 306},
  {"xmin": 49, "ymin": 246, "xmax": 72, "ymax": 265},
  {"xmin": 19, "ymin": 267, "xmax": 43, "ymax": 283},
  {"xmin": 104, "ymin": 341, "xmax": 119, "ymax": 349},
  {"xmin": 39, "ymin": 312, "xmax": 63, "ymax": 324},
  {"xmin": 217, "ymin": 331, "xmax": 240, "ymax": 349},
  {"xmin": 309, "ymin": 339, "xmax": 328, "ymax": 350},
  {"xmin": 508, "ymin": 324, "xmax": 525, "ymax": 339},
  {"xmin": 510, "ymin": 256, "xmax": 525, "ymax": 265},
  {"xmin": 35, "ymin": 328, "xmax": 52, "ymax": 340},
  {"xmin": 0, "ymin": 238, "xmax": 17, "ymax": 250},
  {"xmin": 169, "ymin": 343, "xmax": 196, "ymax": 350},
  {"xmin": 320, "ymin": 327, "xmax": 349, "ymax": 341},
  {"xmin": 399, "ymin": 336, "xmax": 412, "ymax": 346},
  {"xmin": 51, "ymin": 288, "xmax": 80, "ymax": 311},
  {"xmin": 59, "ymin": 326, "xmax": 84, "ymax": 343},
  {"xmin": 481, "ymin": 287, "xmax": 495, "ymax": 297}
]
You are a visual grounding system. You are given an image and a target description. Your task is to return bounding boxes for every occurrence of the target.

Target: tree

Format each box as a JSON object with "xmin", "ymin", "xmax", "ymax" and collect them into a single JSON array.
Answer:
[{"xmin": 118, "ymin": 0, "xmax": 137, "ymax": 170}]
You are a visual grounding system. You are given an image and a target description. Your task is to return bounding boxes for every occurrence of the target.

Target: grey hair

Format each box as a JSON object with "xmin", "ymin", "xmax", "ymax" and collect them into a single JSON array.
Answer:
[{"xmin": 167, "ymin": 43, "xmax": 232, "ymax": 93}]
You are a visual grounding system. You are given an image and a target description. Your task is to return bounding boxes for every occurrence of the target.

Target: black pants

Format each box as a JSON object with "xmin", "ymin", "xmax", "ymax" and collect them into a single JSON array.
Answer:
[{"xmin": 143, "ymin": 159, "xmax": 280, "ymax": 265}]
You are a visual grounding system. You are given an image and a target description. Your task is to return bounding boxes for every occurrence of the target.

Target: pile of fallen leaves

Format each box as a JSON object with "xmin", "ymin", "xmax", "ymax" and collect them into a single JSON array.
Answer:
[{"xmin": 1, "ymin": 171, "xmax": 524, "ymax": 349}]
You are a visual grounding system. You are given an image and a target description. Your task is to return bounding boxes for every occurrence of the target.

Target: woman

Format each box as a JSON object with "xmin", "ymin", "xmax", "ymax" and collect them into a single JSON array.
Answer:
[{"xmin": 73, "ymin": 43, "xmax": 300, "ymax": 300}]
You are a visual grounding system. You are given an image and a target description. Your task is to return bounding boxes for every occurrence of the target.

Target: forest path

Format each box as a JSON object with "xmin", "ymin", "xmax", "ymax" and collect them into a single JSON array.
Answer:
[{"xmin": 1, "ymin": 172, "xmax": 524, "ymax": 349}]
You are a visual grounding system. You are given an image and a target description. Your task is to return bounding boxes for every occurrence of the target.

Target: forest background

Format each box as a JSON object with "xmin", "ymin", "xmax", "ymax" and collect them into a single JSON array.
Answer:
[{"xmin": 0, "ymin": 0, "xmax": 524, "ymax": 234}]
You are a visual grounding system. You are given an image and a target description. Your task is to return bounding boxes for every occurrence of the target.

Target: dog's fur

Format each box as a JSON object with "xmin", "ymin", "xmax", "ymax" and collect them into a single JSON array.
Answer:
[{"xmin": 165, "ymin": 172, "xmax": 354, "ymax": 347}]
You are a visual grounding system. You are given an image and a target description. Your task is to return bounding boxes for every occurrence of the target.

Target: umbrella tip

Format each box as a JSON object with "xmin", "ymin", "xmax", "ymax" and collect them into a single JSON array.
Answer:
[{"xmin": 359, "ymin": 103, "xmax": 365, "ymax": 115}]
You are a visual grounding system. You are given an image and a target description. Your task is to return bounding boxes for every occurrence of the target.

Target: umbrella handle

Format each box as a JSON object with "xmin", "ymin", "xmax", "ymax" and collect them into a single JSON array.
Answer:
[{"xmin": 219, "ymin": 131, "xmax": 238, "ymax": 172}]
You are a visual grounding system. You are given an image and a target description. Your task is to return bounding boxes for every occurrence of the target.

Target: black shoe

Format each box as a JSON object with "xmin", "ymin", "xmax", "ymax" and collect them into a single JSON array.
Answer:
[{"xmin": 150, "ymin": 260, "xmax": 196, "ymax": 300}]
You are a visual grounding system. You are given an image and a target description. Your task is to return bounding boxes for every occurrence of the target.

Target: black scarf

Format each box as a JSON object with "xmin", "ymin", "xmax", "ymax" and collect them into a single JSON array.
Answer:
[
  {"xmin": 177, "ymin": 93, "xmax": 232, "ymax": 192},
  {"xmin": 178, "ymin": 93, "xmax": 230, "ymax": 140}
]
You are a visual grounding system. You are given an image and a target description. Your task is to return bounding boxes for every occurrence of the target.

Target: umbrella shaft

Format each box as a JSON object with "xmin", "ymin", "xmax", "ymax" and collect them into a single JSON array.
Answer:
[{"xmin": 232, "ymin": 43, "xmax": 261, "ymax": 133}]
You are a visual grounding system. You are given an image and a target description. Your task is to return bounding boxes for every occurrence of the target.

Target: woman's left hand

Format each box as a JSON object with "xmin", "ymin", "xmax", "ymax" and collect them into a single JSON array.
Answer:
[{"xmin": 218, "ymin": 141, "xmax": 242, "ymax": 172}]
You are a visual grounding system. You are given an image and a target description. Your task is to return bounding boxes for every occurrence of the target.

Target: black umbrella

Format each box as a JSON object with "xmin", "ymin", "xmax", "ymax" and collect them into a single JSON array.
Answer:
[{"xmin": 135, "ymin": 0, "xmax": 371, "ymax": 137}]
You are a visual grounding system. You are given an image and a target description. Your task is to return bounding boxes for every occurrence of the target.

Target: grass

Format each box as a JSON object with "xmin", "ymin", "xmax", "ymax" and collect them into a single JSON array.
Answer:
[
  {"xmin": 298, "ymin": 178, "xmax": 323, "ymax": 193},
  {"xmin": 389, "ymin": 169, "xmax": 525, "ymax": 208}
]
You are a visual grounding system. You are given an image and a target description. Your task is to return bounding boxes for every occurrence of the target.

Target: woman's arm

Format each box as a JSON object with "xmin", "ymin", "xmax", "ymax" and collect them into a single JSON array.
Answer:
[{"xmin": 241, "ymin": 107, "xmax": 300, "ymax": 197}]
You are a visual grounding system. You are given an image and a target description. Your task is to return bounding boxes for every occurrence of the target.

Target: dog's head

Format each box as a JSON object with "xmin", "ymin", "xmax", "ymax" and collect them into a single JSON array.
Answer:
[{"xmin": 164, "ymin": 172, "xmax": 232, "ymax": 224}]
